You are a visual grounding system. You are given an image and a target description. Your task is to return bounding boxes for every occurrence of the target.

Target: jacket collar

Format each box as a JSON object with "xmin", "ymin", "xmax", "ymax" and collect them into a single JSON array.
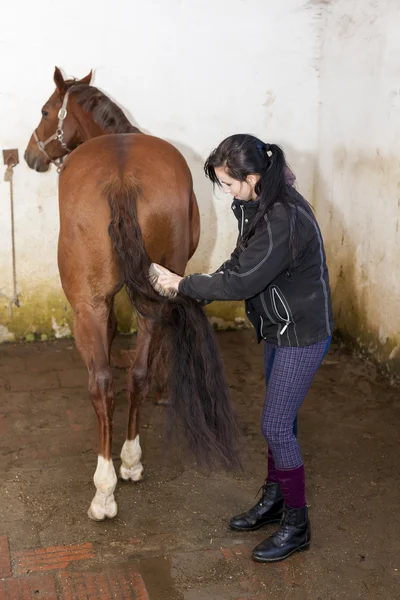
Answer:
[{"xmin": 231, "ymin": 197, "xmax": 260, "ymax": 221}]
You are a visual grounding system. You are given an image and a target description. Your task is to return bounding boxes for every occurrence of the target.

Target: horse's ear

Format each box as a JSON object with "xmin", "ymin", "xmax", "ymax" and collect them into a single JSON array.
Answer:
[
  {"xmin": 54, "ymin": 66, "xmax": 66, "ymax": 92},
  {"xmin": 78, "ymin": 70, "xmax": 93, "ymax": 86}
]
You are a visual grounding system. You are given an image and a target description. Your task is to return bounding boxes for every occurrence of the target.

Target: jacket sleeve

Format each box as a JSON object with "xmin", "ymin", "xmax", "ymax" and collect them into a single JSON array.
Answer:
[
  {"xmin": 196, "ymin": 246, "xmax": 241, "ymax": 306},
  {"xmin": 212, "ymin": 244, "xmax": 241, "ymax": 275},
  {"xmin": 179, "ymin": 215, "xmax": 292, "ymax": 301}
]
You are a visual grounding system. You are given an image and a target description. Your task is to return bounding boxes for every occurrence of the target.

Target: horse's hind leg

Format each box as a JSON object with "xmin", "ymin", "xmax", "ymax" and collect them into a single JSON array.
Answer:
[
  {"xmin": 120, "ymin": 317, "xmax": 153, "ymax": 481},
  {"xmin": 73, "ymin": 299, "xmax": 118, "ymax": 520},
  {"xmin": 107, "ymin": 303, "xmax": 118, "ymax": 358}
]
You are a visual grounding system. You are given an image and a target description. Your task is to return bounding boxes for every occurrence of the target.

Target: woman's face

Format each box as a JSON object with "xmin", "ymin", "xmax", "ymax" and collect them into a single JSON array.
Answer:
[{"xmin": 214, "ymin": 166, "xmax": 259, "ymax": 201}]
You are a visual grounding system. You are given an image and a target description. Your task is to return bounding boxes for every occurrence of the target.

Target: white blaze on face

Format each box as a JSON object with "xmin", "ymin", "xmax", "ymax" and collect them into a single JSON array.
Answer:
[
  {"xmin": 87, "ymin": 456, "xmax": 118, "ymax": 521},
  {"xmin": 120, "ymin": 435, "xmax": 144, "ymax": 482}
]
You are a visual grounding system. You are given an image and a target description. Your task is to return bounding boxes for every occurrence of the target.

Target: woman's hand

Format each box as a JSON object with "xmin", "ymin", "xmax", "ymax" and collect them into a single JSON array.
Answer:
[{"xmin": 149, "ymin": 263, "xmax": 183, "ymax": 297}]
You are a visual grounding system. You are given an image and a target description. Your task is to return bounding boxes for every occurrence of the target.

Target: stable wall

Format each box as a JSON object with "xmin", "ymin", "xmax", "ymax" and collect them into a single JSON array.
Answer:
[
  {"xmin": 315, "ymin": 0, "xmax": 400, "ymax": 377},
  {"xmin": 0, "ymin": 0, "xmax": 322, "ymax": 340}
]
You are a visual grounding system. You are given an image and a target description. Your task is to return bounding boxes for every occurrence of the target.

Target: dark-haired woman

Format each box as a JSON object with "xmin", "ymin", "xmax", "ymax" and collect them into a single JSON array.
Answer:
[{"xmin": 149, "ymin": 134, "xmax": 333, "ymax": 563}]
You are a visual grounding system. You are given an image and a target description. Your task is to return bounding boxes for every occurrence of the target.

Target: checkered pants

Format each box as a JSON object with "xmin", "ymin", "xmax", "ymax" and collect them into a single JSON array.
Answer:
[{"xmin": 262, "ymin": 337, "xmax": 331, "ymax": 470}]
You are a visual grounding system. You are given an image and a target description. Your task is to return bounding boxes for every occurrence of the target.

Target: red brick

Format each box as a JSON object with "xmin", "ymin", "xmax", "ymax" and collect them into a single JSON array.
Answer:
[
  {"xmin": 56, "ymin": 569, "xmax": 149, "ymax": 600},
  {"xmin": 84, "ymin": 573, "xmax": 99, "ymax": 600},
  {"xmin": 127, "ymin": 570, "xmax": 150, "ymax": 600},
  {"xmin": 5, "ymin": 579, "xmax": 19, "ymax": 600},
  {"xmin": 16, "ymin": 579, "xmax": 31, "ymax": 600},
  {"xmin": 95, "ymin": 573, "xmax": 112, "ymax": 600},
  {"xmin": 105, "ymin": 570, "xmax": 124, "ymax": 600},
  {"xmin": 14, "ymin": 542, "xmax": 95, "ymax": 575},
  {"xmin": 60, "ymin": 571, "xmax": 106, "ymax": 600},
  {"xmin": 58, "ymin": 572, "xmax": 75, "ymax": 600},
  {"xmin": 95, "ymin": 568, "xmax": 149, "ymax": 600},
  {"xmin": 3, "ymin": 571, "xmax": 150, "ymax": 600},
  {"xmin": 115, "ymin": 569, "xmax": 132, "ymax": 599},
  {"xmin": 72, "ymin": 572, "xmax": 88, "ymax": 599},
  {"xmin": 0, "ymin": 536, "xmax": 12, "ymax": 578}
]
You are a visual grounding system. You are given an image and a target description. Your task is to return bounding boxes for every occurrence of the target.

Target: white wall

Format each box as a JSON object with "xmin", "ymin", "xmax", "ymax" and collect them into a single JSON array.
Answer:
[
  {"xmin": 315, "ymin": 0, "xmax": 400, "ymax": 372},
  {"xmin": 0, "ymin": 0, "xmax": 322, "ymax": 339}
]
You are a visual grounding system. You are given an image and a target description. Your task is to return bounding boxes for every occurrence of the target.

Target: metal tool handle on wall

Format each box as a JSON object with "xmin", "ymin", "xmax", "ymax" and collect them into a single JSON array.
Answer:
[{"xmin": 3, "ymin": 149, "xmax": 20, "ymax": 317}]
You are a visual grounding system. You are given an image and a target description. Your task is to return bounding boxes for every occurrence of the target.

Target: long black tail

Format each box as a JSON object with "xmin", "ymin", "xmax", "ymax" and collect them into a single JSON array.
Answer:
[{"xmin": 104, "ymin": 178, "xmax": 241, "ymax": 470}]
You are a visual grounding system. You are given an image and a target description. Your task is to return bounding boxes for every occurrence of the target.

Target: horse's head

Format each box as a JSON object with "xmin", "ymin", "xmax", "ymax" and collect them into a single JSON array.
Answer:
[{"xmin": 24, "ymin": 67, "xmax": 92, "ymax": 172}]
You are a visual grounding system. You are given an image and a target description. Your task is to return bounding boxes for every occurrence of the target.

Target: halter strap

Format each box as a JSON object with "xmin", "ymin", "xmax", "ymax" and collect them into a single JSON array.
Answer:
[{"xmin": 33, "ymin": 90, "xmax": 71, "ymax": 172}]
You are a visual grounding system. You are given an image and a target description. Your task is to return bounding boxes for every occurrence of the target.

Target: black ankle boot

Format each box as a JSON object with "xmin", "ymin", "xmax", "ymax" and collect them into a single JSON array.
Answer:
[
  {"xmin": 252, "ymin": 505, "xmax": 311, "ymax": 562},
  {"xmin": 229, "ymin": 482, "xmax": 284, "ymax": 532}
]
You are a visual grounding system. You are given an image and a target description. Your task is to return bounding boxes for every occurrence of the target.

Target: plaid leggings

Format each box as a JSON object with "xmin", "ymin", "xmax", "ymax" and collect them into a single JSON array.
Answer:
[{"xmin": 262, "ymin": 337, "xmax": 331, "ymax": 470}]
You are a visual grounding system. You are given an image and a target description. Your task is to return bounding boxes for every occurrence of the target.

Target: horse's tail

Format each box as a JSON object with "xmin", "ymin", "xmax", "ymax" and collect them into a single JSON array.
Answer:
[{"xmin": 103, "ymin": 177, "xmax": 241, "ymax": 471}]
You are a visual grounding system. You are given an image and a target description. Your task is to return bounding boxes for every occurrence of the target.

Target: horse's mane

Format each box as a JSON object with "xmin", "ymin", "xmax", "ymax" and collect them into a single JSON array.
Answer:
[{"xmin": 65, "ymin": 81, "xmax": 140, "ymax": 134}]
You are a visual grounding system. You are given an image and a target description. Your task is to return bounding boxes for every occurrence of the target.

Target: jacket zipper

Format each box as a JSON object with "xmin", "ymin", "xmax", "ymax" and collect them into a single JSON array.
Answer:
[
  {"xmin": 259, "ymin": 316, "xmax": 264, "ymax": 339},
  {"xmin": 240, "ymin": 205, "xmax": 245, "ymax": 237},
  {"xmin": 261, "ymin": 293, "xmax": 277, "ymax": 324},
  {"xmin": 271, "ymin": 287, "xmax": 291, "ymax": 335}
]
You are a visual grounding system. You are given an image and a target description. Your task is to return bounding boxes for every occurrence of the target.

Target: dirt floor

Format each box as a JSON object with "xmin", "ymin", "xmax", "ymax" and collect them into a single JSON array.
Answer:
[{"xmin": 0, "ymin": 330, "xmax": 399, "ymax": 600}]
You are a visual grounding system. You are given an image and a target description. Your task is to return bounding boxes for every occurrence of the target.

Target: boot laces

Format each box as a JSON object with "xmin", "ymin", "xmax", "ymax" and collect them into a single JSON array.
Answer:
[
  {"xmin": 275, "ymin": 508, "xmax": 297, "ymax": 540},
  {"xmin": 254, "ymin": 484, "xmax": 268, "ymax": 504}
]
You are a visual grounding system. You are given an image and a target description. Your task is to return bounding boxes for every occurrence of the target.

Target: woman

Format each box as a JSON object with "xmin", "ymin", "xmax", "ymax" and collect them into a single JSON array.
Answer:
[{"xmin": 149, "ymin": 134, "xmax": 333, "ymax": 563}]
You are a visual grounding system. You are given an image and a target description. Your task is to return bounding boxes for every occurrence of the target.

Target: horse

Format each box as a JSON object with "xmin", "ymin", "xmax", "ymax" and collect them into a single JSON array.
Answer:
[{"xmin": 24, "ymin": 67, "xmax": 240, "ymax": 521}]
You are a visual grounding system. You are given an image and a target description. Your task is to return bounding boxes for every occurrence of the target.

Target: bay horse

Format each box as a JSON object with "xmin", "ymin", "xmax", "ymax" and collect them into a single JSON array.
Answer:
[{"xmin": 24, "ymin": 67, "xmax": 240, "ymax": 521}]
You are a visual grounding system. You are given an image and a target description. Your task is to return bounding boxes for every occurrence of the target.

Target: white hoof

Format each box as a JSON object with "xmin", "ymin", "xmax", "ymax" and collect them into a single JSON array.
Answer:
[
  {"xmin": 88, "ymin": 495, "xmax": 118, "ymax": 521},
  {"xmin": 120, "ymin": 436, "xmax": 144, "ymax": 482},
  {"xmin": 120, "ymin": 462, "xmax": 144, "ymax": 482},
  {"xmin": 89, "ymin": 456, "xmax": 118, "ymax": 520}
]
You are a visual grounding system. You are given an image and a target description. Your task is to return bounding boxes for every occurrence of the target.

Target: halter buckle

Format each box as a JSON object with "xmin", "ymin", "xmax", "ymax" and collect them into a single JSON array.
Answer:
[{"xmin": 58, "ymin": 107, "xmax": 67, "ymax": 120}]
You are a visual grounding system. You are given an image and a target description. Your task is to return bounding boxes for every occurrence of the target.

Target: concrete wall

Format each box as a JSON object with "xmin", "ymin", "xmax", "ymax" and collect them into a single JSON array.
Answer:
[
  {"xmin": 0, "ymin": 0, "xmax": 322, "ymax": 341},
  {"xmin": 315, "ymin": 0, "xmax": 400, "ymax": 376}
]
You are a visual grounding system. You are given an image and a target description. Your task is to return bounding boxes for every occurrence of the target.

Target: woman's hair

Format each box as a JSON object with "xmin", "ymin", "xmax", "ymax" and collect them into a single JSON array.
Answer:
[{"xmin": 204, "ymin": 134, "xmax": 299, "ymax": 256}]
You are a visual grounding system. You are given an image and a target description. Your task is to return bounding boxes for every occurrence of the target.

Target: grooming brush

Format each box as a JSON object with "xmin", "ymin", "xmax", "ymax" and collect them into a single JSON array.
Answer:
[{"xmin": 149, "ymin": 263, "xmax": 178, "ymax": 298}]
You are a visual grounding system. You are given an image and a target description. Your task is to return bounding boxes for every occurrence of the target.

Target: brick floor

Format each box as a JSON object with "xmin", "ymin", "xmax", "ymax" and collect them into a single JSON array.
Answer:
[
  {"xmin": 14, "ymin": 543, "xmax": 96, "ymax": 576},
  {"xmin": 1, "ymin": 333, "xmax": 400, "ymax": 599},
  {"xmin": 0, "ymin": 535, "xmax": 150, "ymax": 600},
  {"xmin": 0, "ymin": 574, "xmax": 57, "ymax": 600},
  {"xmin": 0, "ymin": 569, "xmax": 149, "ymax": 600},
  {"xmin": 0, "ymin": 536, "xmax": 12, "ymax": 578}
]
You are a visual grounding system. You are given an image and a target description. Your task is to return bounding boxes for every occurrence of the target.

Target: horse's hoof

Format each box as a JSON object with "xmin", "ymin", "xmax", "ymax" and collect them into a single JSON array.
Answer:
[
  {"xmin": 87, "ymin": 498, "xmax": 118, "ymax": 521},
  {"xmin": 120, "ymin": 463, "xmax": 144, "ymax": 482}
]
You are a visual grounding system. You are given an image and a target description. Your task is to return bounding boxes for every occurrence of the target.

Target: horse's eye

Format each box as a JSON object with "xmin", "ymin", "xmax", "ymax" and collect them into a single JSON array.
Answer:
[{"xmin": 41, "ymin": 109, "xmax": 49, "ymax": 117}]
